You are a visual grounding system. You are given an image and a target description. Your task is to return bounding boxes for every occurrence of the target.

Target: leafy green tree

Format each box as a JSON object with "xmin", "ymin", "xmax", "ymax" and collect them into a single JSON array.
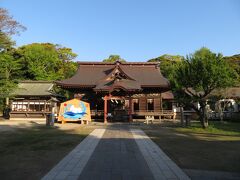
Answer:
[
  {"xmin": 56, "ymin": 46, "xmax": 78, "ymax": 78},
  {"xmin": 170, "ymin": 48, "xmax": 237, "ymax": 128},
  {"xmin": 224, "ymin": 54, "xmax": 240, "ymax": 81},
  {"xmin": 0, "ymin": 51, "xmax": 21, "ymax": 80},
  {"xmin": 17, "ymin": 43, "xmax": 77, "ymax": 80},
  {"xmin": 0, "ymin": 32, "xmax": 15, "ymax": 51},
  {"xmin": 0, "ymin": 8, "xmax": 26, "ymax": 112},
  {"xmin": 103, "ymin": 55, "xmax": 126, "ymax": 62},
  {"xmin": 17, "ymin": 43, "xmax": 59, "ymax": 80},
  {"xmin": 0, "ymin": 49, "xmax": 22, "ymax": 111},
  {"xmin": 148, "ymin": 54, "xmax": 183, "ymax": 78}
]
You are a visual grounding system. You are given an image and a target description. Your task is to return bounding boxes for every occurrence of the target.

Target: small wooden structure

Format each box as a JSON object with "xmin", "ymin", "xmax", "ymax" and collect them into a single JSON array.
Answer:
[
  {"xmin": 58, "ymin": 99, "xmax": 91, "ymax": 124},
  {"xmin": 9, "ymin": 81, "xmax": 60, "ymax": 120}
]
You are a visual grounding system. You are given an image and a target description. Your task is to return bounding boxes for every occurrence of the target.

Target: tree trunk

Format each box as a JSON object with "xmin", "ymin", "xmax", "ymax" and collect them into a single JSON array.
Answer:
[
  {"xmin": 200, "ymin": 105, "xmax": 209, "ymax": 128},
  {"xmin": 5, "ymin": 97, "xmax": 9, "ymax": 106},
  {"xmin": 203, "ymin": 117, "xmax": 208, "ymax": 128},
  {"xmin": 219, "ymin": 110, "xmax": 224, "ymax": 123},
  {"xmin": 200, "ymin": 116, "xmax": 207, "ymax": 128},
  {"xmin": 220, "ymin": 103, "xmax": 224, "ymax": 123},
  {"xmin": 217, "ymin": 101, "xmax": 224, "ymax": 123}
]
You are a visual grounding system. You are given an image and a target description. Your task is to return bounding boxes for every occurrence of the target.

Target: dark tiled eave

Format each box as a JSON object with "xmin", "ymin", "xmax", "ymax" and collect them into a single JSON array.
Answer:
[{"xmin": 55, "ymin": 83, "xmax": 94, "ymax": 88}]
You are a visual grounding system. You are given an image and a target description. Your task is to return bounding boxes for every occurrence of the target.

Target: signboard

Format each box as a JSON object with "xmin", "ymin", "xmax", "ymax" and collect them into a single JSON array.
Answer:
[{"xmin": 58, "ymin": 99, "xmax": 91, "ymax": 122}]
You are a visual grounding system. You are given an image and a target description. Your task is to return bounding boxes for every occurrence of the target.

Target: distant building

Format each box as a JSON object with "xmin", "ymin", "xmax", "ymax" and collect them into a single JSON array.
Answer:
[{"xmin": 9, "ymin": 81, "xmax": 60, "ymax": 120}]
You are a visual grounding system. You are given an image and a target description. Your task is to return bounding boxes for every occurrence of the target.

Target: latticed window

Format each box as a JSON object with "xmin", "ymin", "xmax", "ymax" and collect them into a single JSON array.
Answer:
[{"xmin": 12, "ymin": 100, "xmax": 50, "ymax": 112}]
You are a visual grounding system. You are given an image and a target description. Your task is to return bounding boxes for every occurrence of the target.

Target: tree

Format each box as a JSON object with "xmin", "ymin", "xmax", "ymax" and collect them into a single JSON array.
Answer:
[
  {"xmin": 0, "ymin": 32, "xmax": 15, "ymax": 51},
  {"xmin": 17, "ymin": 43, "xmax": 77, "ymax": 80},
  {"xmin": 0, "ymin": 8, "xmax": 26, "ymax": 111},
  {"xmin": 170, "ymin": 48, "xmax": 237, "ymax": 128},
  {"xmin": 56, "ymin": 46, "xmax": 78, "ymax": 78},
  {"xmin": 0, "ymin": 8, "xmax": 26, "ymax": 35},
  {"xmin": 148, "ymin": 54, "xmax": 183, "ymax": 78},
  {"xmin": 103, "ymin": 55, "xmax": 126, "ymax": 62},
  {"xmin": 224, "ymin": 54, "xmax": 240, "ymax": 81},
  {"xmin": 0, "ymin": 51, "xmax": 21, "ymax": 80},
  {"xmin": 0, "ymin": 48, "xmax": 22, "ymax": 111}
]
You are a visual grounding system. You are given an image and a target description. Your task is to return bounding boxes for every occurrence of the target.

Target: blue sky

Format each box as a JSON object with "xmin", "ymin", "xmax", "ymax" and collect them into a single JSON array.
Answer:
[{"xmin": 1, "ymin": 0, "xmax": 240, "ymax": 61}]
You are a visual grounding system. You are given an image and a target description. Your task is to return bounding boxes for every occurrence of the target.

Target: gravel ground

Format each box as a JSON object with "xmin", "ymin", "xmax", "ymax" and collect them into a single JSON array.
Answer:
[{"xmin": 0, "ymin": 118, "xmax": 105, "ymax": 132}]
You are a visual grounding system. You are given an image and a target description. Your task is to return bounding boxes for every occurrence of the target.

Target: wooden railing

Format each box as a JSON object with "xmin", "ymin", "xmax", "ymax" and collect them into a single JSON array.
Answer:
[
  {"xmin": 133, "ymin": 110, "xmax": 173, "ymax": 115},
  {"xmin": 133, "ymin": 110, "xmax": 176, "ymax": 120},
  {"xmin": 90, "ymin": 109, "xmax": 176, "ymax": 121},
  {"xmin": 10, "ymin": 111, "xmax": 51, "ymax": 118}
]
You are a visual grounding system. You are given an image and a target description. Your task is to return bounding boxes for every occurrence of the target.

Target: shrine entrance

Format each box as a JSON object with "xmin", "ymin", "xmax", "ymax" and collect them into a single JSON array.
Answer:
[{"xmin": 103, "ymin": 95, "xmax": 133, "ymax": 123}]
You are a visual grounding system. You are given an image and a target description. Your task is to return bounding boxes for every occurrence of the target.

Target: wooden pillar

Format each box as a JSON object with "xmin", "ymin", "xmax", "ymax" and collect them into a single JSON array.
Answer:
[
  {"xmin": 160, "ymin": 93, "xmax": 163, "ymax": 111},
  {"xmin": 104, "ymin": 95, "xmax": 108, "ymax": 123},
  {"xmin": 129, "ymin": 97, "xmax": 133, "ymax": 122},
  {"xmin": 139, "ymin": 97, "xmax": 147, "ymax": 111},
  {"xmin": 28, "ymin": 101, "xmax": 30, "ymax": 112},
  {"xmin": 44, "ymin": 100, "xmax": 46, "ymax": 112},
  {"xmin": 154, "ymin": 98, "xmax": 161, "ymax": 112}
]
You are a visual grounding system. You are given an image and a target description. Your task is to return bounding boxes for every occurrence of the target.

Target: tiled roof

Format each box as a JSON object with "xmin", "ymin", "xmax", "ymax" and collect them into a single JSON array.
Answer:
[
  {"xmin": 211, "ymin": 87, "xmax": 240, "ymax": 99},
  {"xmin": 162, "ymin": 91, "xmax": 174, "ymax": 99},
  {"xmin": 56, "ymin": 61, "xmax": 170, "ymax": 91},
  {"xmin": 13, "ymin": 81, "xmax": 54, "ymax": 96}
]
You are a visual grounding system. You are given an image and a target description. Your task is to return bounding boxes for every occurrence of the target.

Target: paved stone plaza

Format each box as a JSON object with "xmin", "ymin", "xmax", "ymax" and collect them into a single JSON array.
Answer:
[{"xmin": 42, "ymin": 125, "xmax": 190, "ymax": 180}]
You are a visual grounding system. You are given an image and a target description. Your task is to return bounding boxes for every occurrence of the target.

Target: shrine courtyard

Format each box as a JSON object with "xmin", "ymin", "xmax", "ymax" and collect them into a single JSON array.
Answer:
[{"xmin": 0, "ymin": 120, "xmax": 240, "ymax": 180}]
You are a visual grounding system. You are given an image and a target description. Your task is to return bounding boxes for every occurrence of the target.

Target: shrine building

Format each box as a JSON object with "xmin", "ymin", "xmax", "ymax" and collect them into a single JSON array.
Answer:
[{"xmin": 56, "ymin": 61, "xmax": 174, "ymax": 122}]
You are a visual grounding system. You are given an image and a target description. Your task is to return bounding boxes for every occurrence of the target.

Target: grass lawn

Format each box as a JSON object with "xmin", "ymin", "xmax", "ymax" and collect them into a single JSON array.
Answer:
[
  {"xmin": 0, "ymin": 124, "xmax": 94, "ymax": 180},
  {"xmin": 142, "ymin": 121, "xmax": 240, "ymax": 172}
]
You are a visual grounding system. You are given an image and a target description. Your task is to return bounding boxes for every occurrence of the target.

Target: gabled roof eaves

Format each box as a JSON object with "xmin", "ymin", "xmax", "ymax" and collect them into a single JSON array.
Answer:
[
  {"xmin": 56, "ymin": 61, "xmax": 170, "ymax": 89},
  {"xmin": 13, "ymin": 82, "xmax": 54, "ymax": 96},
  {"xmin": 77, "ymin": 61, "xmax": 159, "ymax": 66}
]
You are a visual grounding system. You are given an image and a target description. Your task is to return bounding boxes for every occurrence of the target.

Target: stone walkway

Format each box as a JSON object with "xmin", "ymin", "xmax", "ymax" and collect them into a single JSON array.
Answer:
[
  {"xmin": 131, "ymin": 129, "xmax": 190, "ymax": 180},
  {"xmin": 42, "ymin": 129, "xmax": 106, "ymax": 180},
  {"xmin": 78, "ymin": 126, "xmax": 154, "ymax": 180},
  {"xmin": 42, "ymin": 125, "xmax": 190, "ymax": 180}
]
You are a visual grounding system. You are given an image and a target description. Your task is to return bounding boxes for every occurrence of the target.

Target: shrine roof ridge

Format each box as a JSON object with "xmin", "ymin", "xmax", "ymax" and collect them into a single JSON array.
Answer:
[
  {"xmin": 18, "ymin": 80, "xmax": 53, "ymax": 83},
  {"xmin": 77, "ymin": 61, "xmax": 160, "ymax": 66}
]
